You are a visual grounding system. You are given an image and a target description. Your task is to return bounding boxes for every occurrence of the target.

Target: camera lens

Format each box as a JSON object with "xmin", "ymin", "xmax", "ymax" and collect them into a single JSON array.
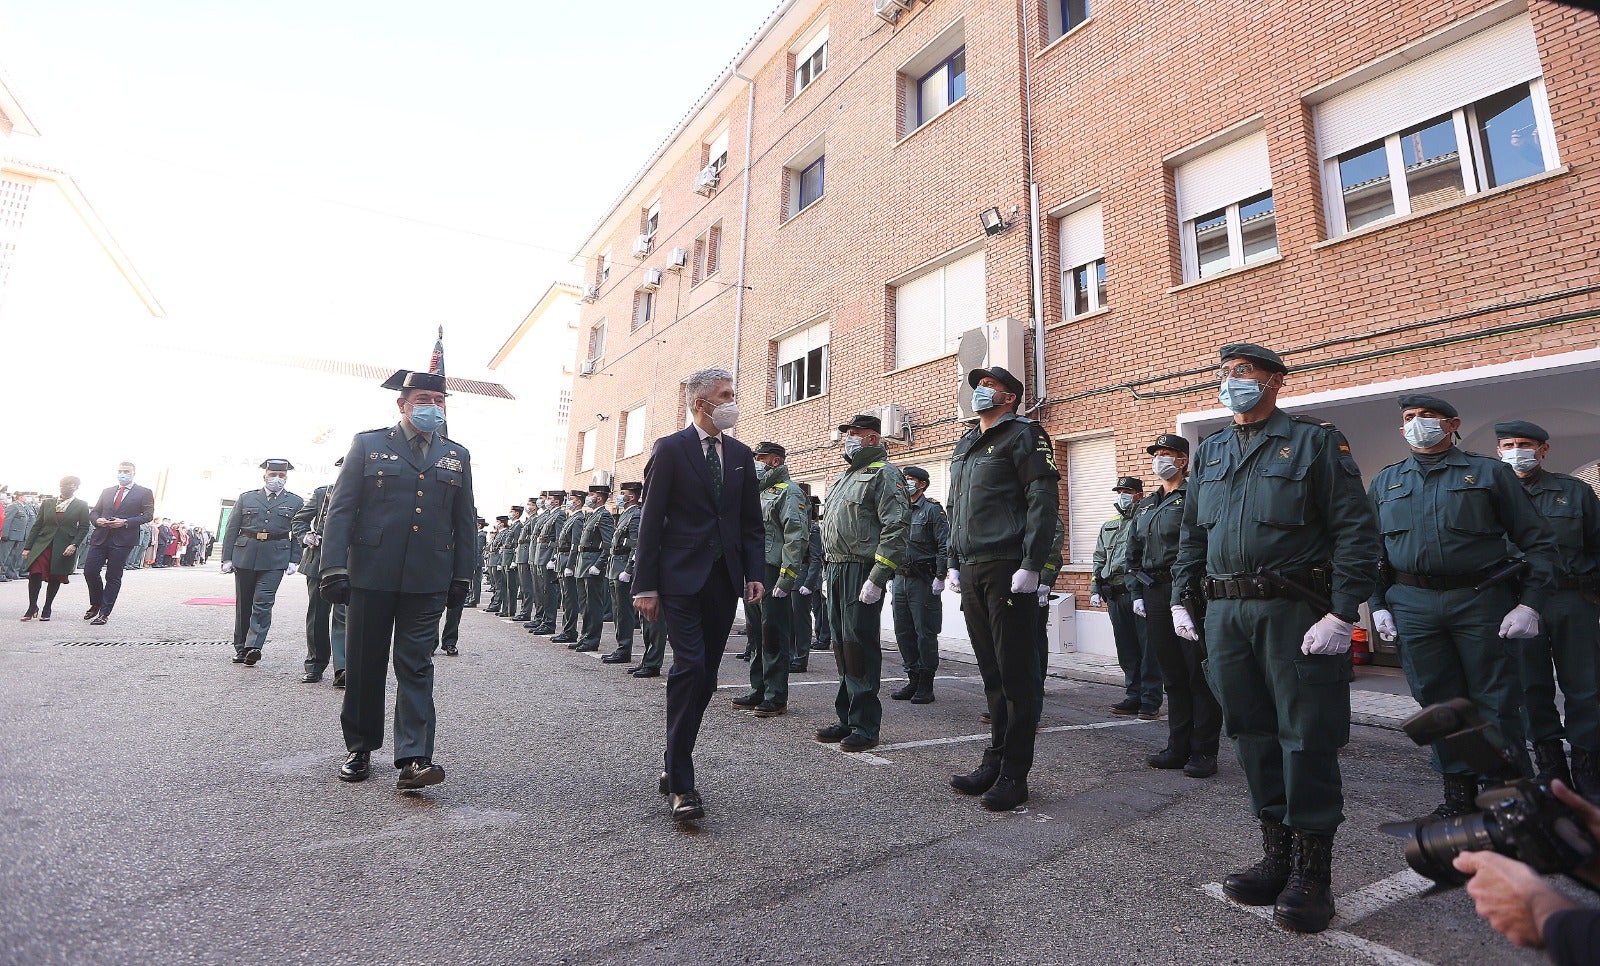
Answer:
[{"xmin": 1384, "ymin": 814, "xmax": 1500, "ymax": 885}]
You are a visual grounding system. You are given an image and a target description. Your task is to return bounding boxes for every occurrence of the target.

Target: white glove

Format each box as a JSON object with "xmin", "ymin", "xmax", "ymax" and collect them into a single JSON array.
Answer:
[
  {"xmin": 931, "ymin": 578, "xmax": 945, "ymax": 595},
  {"xmin": 302, "ymin": 533, "xmax": 319, "ymax": 547},
  {"xmin": 946, "ymin": 569, "xmax": 961, "ymax": 594},
  {"xmin": 546, "ymin": 561, "xmax": 557, "ymax": 571},
  {"xmin": 1171, "ymin": 605, "xmax": 1198, "ymax": 641},
  {"xmin": 563, "ymin": 568, "xmax": 573, "ymax": 577},
  {"xmin": 858, "ymin": 580, "xmax": 884, "ymax": 605},
  {"xmin": 587, "ymin": 565, "xmax": 600, "ymax": 576},
  {"xmin": 1010, "ymin": 569, "xmax": 1040, "ymax": 594},
  {"xmin": 798, "ymin": 586, "xmax": 812, "ymax": 596},
  {"xmin": 1301, "ymin": 614, "xmax": 1354, "ymax": 656},
  {"xmin": 220, "ymin": 561, "xmax": 235, "ymax": 574},
  {"xmin": 1089, "ymin": 593, "xmax": 1104, "ymax": 608},
  {"xmin": 1498, "ymin": 604, "xmax": 1541, "ymax": 639},
  {"xmin": 618, "ymin": 571, "xmax": 631, "ymax": 583},
  {"xmin": 1132, "ymin": 598, "xmax": 1146, "ymax": 618},
  {"xmin": 1371, "ymin": 608, "xmax": 1398, "ymax": 642},
  {"xmin": 771, "ymin": 586, "xmax": 789, "ymax": 599},
  {"xmin": 286, "ymin": 563, "xmax": 299, "ymax": 577},
  {"xmin": 1037, "ymin": 587, "xmax": 1050, "ymax": 608},
  {"xmin": 819, "ymin": 581, "xmax": 827, "ymax": 599}
]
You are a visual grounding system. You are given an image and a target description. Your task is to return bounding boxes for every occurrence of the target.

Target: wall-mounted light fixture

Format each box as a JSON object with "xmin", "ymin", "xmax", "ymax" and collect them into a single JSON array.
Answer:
[{"xmin": 979, "ymin": 207, "xmax": 1010, "ymax": 236}]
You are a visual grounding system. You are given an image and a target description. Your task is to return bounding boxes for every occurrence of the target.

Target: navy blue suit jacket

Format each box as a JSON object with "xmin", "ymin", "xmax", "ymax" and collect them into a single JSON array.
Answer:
[
  {"xmin": 87, "ymin": 484, "xmax": 155, "ymax": 550},
  {"xmin": 634, "ymin": 426, "xmax": 763, "ymax": 599}
]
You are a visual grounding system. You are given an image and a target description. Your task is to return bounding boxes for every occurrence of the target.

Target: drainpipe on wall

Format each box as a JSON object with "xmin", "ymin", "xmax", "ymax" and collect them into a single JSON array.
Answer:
[
  {"xmin": 1019, "ymin": 0, "xmax": 1047, "ymax": 414},
  {"xmin": 731, "ymin": 72, "xmax": 757, "ymax": 389}
]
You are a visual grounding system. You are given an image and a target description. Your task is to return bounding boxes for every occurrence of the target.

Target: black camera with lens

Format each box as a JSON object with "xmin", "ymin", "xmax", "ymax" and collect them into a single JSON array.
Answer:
[{"xmin": 1381, "ymin": 698, "xmax": 1599, "ymax": 886}]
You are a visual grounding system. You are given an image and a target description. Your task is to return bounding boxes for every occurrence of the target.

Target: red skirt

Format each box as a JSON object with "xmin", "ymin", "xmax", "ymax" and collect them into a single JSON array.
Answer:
[{"xmin": 27, "ymin": 547, "xmax": 70, "ymax": 584}]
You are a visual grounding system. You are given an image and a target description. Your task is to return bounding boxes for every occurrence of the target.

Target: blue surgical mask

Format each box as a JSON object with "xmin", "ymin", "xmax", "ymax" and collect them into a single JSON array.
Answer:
[
  {"xmin": 265, "ymin": 477, "xmax": 286, "ymax": 494},
  {"xmin": 971, "ymin": 386, "xmax": 997, "ymax": 412},
  {"xmin": 1218, "ymin": 378, "xmax": 1263, "ymax": 414},
  {"xmin": 410, "ymin": 404, "xmax": 445, "ymax": 433},
  {"xmin": 842, "ymin": 436, "xmax": 863, "ymax": 459},
  {"xmin": 1115, "ymin": 493, "xmax": 1135, "ymax": 511},
  {"xmin": 1151, "ymin": 456, "xmax": 1181, "ymax": 481},
  {"xmin": 1404, "ymin": 417, "xmax": 1448, "ymax": 450},
  {"xmin": 1501, "ymin": 448, "xmax": 1540, "ymax": 473},
  {"xmin": 116, "ymin": 472, "xmax": 132, "ymax": 485}
]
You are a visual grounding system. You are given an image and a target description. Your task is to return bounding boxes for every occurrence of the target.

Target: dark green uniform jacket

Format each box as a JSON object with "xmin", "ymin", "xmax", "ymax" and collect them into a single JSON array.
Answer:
[
  {"xmin": 821, "ymin": 444, "xmax": 910, "ymax": 588},
  {"xmin": 1126, "ymin": 481, "xmax": 1187, "ymax": 600},
  {"xmin": 578, "ymin": 507, "xmax": 615, "ymax": 575},
  {"xmin": 947, "ymin": 412, "xmax": 1061, "ymax": 572},
  {"xmin": 759, "ymin": 465, "xmax": 810, "ymax": 592},
  {"xmin": 904, "ymin": 496, "xmax": 951, "ymax": 578}
]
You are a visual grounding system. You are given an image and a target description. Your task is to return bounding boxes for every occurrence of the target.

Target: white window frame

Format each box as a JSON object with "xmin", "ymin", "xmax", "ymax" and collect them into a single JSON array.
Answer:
[
  {"xmin": 898, "ymin": 20, "xmax": 967, "ymax": 138},
  {"xmin": 707, "ymin": 129, "xmax": 729, "ymax": 175},
  {"xmin": 643, "ymin": 200, "xmax": 661, "ymax": 244},
  {"xmin": 784, "ymin": 135, "xmax": 827, "ymax": 219},
  {"xmin": 633, "ymin": 288, "xmax": 654, "ymax": 330},
  {"xmin": 1057, "ymin": 199, "xmax": 1106, "ymax": 319},
  {"xmin": 792, "ymin": 22, "xmax": 829, "ymax": 98},
  {"xmin": 579, "ymin": 428, "xmax": 597, "ymax": 472},
  {"xmin": 1065, "ymin": 435, "xmax": 1115, "ymax": 566},
  {"xmin": 600, "ymin": 250, "xmax": 612, "ymax": 283},
  {"xmin": 1171, "ymin": 127, "xmax": 1276, "ymax": 282},
  {"xmin": 775, "ymin": 318, "xmax": 830, "ymax": 408},
  {"xmin": 1046, "ymin": 0, "xmax": 1091, "ymax": 44},
  {"xmin": 623, "ymin": 403, "xmax": 647, "ymax": 457},
  {"xmin": 587, "ymin": 320, "xmax": 606, "ymax": 363},
  {"xmin": 691, "ymin": 223, "xmax": 722, "ymax": 286},
  {"xmin": 893, "ymin": 247, "xmax": 986, "ymax": 369}
]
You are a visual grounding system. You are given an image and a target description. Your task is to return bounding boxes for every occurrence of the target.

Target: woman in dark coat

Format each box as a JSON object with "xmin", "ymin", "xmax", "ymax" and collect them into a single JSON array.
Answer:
[{"xmin": 20, "ymin": 476, "xmax": 92, "ymax": 621}]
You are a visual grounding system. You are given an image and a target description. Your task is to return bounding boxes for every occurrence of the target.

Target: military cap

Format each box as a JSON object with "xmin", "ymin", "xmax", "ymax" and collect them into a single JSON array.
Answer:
[
  {"xmin": 752, "ymin": 441, "xmax": 787, "ymax": 458},
  {"xmin": 475, "ymin": 517, "xmax": 486, "ymax": 526},
  {"xmin": 381, "ymin": 369, "xmax": 449, "ymax": 395},
  {"xmin": 838, "ymin": 413, "xmax": 882, "ymax": 434},
  {"xmin": 620, "ymin": 481, "xmax": 643, "ymax": 494},
  {"xmin": 495, "ymin": 514, "xmax": 510, "ymax": 522},
  {"xmin": 569, "ymin": 489, "xmax": 587, "ymax": 499},
  {"xmin": 1494, "ymin": 420, "xmax": 1549, "ymax": 443},
  {"xmin": 902, "ymin": 465, "xmax": 930, "ymax": 482},
  {"xmin": 1398, "ymin": 394, "xmax": 1458, "ymax": 419},
  {"xmin": 259, "ymin": 459, "xmax": 294, "ymax": 472},
  {"xmin": 1219, "ymin": 342, "xmax": 1287, "ymax": 375},
  {"xmin": 967, "ymin": 365, "xmax": 1026, "ymax": 398},
  {"xmin": 528, "ymin": 495, "xmax": 540, "ymax": 502},
  {"xmin": 589, "ymin": 483, "xmax": 612, "ymax": 494},
  {"xmin": 1113, "ymin": 476, "xmax": 1145, "ymax": 492},
  {"xmin": 1146, "ymin": 433, "xmax": 1190, "ymax": 455},
  {"xmin": 509, "ymin": 505, "xmax": 523, "ymax": 514}
]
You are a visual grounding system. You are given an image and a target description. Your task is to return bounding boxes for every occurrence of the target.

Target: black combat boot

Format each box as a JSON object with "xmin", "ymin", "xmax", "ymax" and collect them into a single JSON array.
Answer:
[
  {"xmin": 1273, "ymin": 831, "xmax": 1335, "ymax": 934},
  {"xmin": 1222, "ymin": 819, "xmax": 1292, "ymax": 905},
  {"xmin": 910, "ymin": 671, "xmax": 935, "ymax": 704},
  {"xmin": 1425, "ymin": 773, "xmax": 1480, "ymax": 820},
  {"xmin": 890, "ymin": 675, "xmax": 918, "ymax": 701},
  {"xmin": 1533, "ymin": 740, "xmax": 1573, "ymax": 788},
  {"xmin": 1570, "ymin": 749, "xmax": 1600, "ymax": 806}
]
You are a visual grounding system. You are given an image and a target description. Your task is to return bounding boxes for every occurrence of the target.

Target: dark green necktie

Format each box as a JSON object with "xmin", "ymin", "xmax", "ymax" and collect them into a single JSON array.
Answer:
[
  {"xmin": 705, "ymin": 436, "xmax": 722, "ymax": 505},
  {"xmin": 413, "ymin": 434, "xmax": 428, "ymax": 461}
]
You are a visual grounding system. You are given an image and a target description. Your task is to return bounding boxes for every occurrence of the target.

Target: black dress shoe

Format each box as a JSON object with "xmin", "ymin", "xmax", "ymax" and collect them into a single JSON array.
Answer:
[
  {"xmin": 301, "ymin": 672, "xmax": 323, "ymax": 683},
  {"xmin": 231, "ymin": 653, "xmax": 245, "ymax": 664},
  {"xmin": 815, "ymin": 724, "xmax": 851, "ymax": 743},
  {"xmin": 840, "ymin": 732, "xmax": 879, "ymax": 752},
  {"xmin": 1146, "ymin": 748, "xmax": 1189, "ymax": 770},
  {"xmin": 442, "ymin": 645, "xmax": 459, "ymax": 656},
  {"xmin": 670, "ymin": 790, "xmax": 704, "ymax": 822},
  {"xmin": 1110, "ymin": 699, "xmax": 1141, "ymax": 716},
  {"xmin": 632, "ymin": 666, "xmax": 661, "ymax": 678},
  {"xmin": 981, "ymin": 776, "xmax": 1029, "ymax": 811},
  {"xmin": 88, "ymin": 615, "xmax": 108, "ymax": 626},
  {"xmin": 735, "ymin": 650, "xmax": 752, "ymax": 661},
  {"xmin": 243, "ymin": 648, "xmax": 262, "ymax": 666},
  {"xmin": 1183, "ymin": 754, "xmax": 1218, "ymax": 778},
  {"xmin": 339, "ymin": 751, "xmax": 371, "ymax": 782},
  {"xmin": 980, "ymin": 711, "xmax": 993, "ymax": 724},
  {"xmin": 573, "ymin": 642, "xmax": 600, "ymax": 652},
  {"xmin": 951, "ymin": 761, "xmax": 1001, "ymax": 795},
  {"xmin": 730, "ymin": 691, "xmax": 763, "ymax": 708},
  {"xmin": 332, "ymin": 669, "xmax": 346, "ymax": 688},
  {"xmin": 601, "ymin": 651, "xmax": 633, "ymax": 664},
  {"xmin": 789, "ymin": 661, "xmax": 808, "ymax": 673},
  {"xmin": 397, "ymin": 759, "xmax": 445, "ymax": 790},
  {"xmin": 84, "ymin": 606, "xmax": 101, "ymax": 620},
  {"xmin": 550, "ymin": 635, "xmax": 576, "ymax": 644},
  {"xmin": 751, "ymin": 701, "xmax": 787, "ymax": 718},
  {"xmin": 658, "ymin": 772, "xmax": 669, "ymax": 795}
]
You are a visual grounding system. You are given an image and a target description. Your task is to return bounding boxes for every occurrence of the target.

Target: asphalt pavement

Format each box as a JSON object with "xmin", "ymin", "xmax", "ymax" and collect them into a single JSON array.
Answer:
[{"xmin": 0, "ymin": 565, "xmax": 1567, "ymax": 965}]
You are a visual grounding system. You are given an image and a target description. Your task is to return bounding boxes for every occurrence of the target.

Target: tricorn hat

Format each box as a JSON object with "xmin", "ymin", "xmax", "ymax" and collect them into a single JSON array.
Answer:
[
  {"xmin": 260, "ymin": 459, "xmax": 294, "ymax": 472},
  {"xmin": 381, "ymin": 370, "xmax": 449, "ymax": 395},
  {"xmin": 620, "ymin": 481, "xmax": 643, "ymax": 494}
]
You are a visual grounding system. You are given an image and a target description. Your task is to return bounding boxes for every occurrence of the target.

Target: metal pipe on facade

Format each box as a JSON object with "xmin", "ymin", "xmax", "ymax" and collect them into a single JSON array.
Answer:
[
  {"xmin": 1019, "ymin": 0, "xmax": 1047, "ymax": 412},
  {"xmin": 730, "ymin": 72, "xmax": 757, "ymax": 389}
]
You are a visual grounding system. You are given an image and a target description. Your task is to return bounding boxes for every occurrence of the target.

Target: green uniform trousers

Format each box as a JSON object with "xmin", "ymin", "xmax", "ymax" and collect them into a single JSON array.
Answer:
[
  {"xmin": 1390, "ymin": 583, "xmax": 1532, "ymax": 777},
  {"xmin": 747, "ymin": 564, "xmax": 791, "ymax": 704},
  {"xmin": 1520, "ymin": 589, "xmax": 1600, "ymax": 751},
  {"xmin": 826, "ymin": 561, "xmax": 885, "ymax": 740},
  {"xmin": 1206, "ymin": 597, "xmax": 1351, "ymax": 835},
  {"xmin": 892, "ymin": 573, "xmax": 942, "ymax": 675},
  {"xmin": 559, "ymin": 572, "xmax": 580, "ymax": 637},
  {"xmin": 579, "ymin": 573, "xmax": 607, "ymax": 646},
  {"xmin": 611, "ymin": 577, "xmax": 636, "ymax": 652},
  {"xmin": 961, "ymin": 558, "xmax": 1042, "ymax": 778}
]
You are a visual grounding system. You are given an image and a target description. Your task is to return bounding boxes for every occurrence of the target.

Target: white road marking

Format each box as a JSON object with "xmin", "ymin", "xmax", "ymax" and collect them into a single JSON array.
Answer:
[
  {"xmin": 715, "ymin": 675, "xmax": 975, "ymax": 691},
  {"xmin": 1200, "ymin": 869, "xmax": 1439, "ymax": 966},
  {"xmin": 871, "ymin": 717, "xmax": 1156, "ymax": 752}
]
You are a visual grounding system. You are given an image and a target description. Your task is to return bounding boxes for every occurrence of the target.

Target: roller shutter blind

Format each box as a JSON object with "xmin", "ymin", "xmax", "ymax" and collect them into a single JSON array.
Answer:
[
  {"xmin": 1066, "ymin": 436, "xmax": 1116, "ymax": 565},
  {"xmin": 1174, "ymin": 131, "xmax": 1271, "ymax": 222}
]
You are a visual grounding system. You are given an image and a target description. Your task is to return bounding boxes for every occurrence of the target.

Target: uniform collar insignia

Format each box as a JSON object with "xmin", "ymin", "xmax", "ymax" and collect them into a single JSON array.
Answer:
[
  {"xmin": 1278, "ymin": 446, "xmax": 1291, "ymax": 459},
  {"xmin": 1463, "ymin": 474, "xmax": 1475, "ymax": 484}
]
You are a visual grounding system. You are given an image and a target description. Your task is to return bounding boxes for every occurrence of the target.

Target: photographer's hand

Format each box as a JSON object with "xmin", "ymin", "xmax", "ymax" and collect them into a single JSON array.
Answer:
[
  {"xmin": 1453, "ymin": 850, "xmax": 1573, "ymax": 948},
  {"xmin": 1552, "ymin": 779, "xmax": 1600, "ymax": 889}
]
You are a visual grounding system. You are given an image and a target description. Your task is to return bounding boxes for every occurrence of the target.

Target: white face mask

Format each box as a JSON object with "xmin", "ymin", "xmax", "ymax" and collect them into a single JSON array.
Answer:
[
  {"xmin": 842, "ymin": 436, "xmax": 863, "ymax": 459},
  {"xmin": 703, "ymin": 399, "xmax": 739, "ymax": 431},
  {"xmin": 1501, "ymin": 448, "xmax": 1540, "ymax": 473},
  {"xmin": 1404, "ymin": 417, "xmax": 1448, "ymax": 450},
  {"xmin": 1151, "ymin": 456, "xmax": 1182, "ymax": 481},
  {"xmin": 1115, "ymin": 493, "xmax": 1136, "ymax": 511}
]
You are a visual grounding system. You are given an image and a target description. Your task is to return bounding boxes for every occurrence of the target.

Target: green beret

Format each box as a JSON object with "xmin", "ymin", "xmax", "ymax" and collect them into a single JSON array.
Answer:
[
  {"xmin": 1219, "ymin": 343, "xmax": 1286, "ymax": 374},
  {"xmin": 1398, "ymin": 394, "xmax": 1458, "ymax": 419},
  {"xmin": 1494, "ymin": 420, "xmax": 1548, "ymax": 443}
]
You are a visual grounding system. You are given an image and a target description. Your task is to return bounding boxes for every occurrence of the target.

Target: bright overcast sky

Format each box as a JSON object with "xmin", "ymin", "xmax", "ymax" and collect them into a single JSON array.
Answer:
[{"xmin": 0, "ymin": 0, "xmax": 771, "ymax": 371}]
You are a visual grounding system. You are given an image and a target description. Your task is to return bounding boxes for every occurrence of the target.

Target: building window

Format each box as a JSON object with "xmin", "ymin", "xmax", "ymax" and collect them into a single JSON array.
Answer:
[
  {"xmin": 1313, "ymin": 13, "xmax": 1555, "ymax": 237},
  {"xmin": 1065, "ymin": 436, "xmax": 1114, "ymax": 565},
  {"xmin": 894, "ymin": 248, "xmax": 985, "ymax": 369},
  {"xmin": 1058, "ymin": 201, "xmax": 1106, "ymax": 318},
  {"xmin": 600, "ymin": 250, "xmax": 612, "ymax": 283},
  {"xmin": 706, "ymin": 129, "xmax": 729, "ymax": 175},
  {"xmin": 623, "ymin": 403, "xmax": 647, "ymax": 457},
  {"xmin": 587, "ymin": 321, "xmax": 606, "ymax": 364},
  {"xmin": 579, "ymin": 428, "xmax": 597, "ymax": 472},
  {"xmin": 792, "ymin": 24, "xmax": 828, "ymax": 98},
  {"xmin": 784, "ymin": 137, "xmax": 826, "ymax": 219},
  {"xmin": 643, "ymin": 200, "xmax": 660, "ymax": 245},
  {"xmin": 776, "ymin": 319, "xmax": 829, "ymax": 408},
  {"xmin": 1173, "ymin": 128, "xmax": 1276, "ymax": 282},
  {"xmin": 1047, "ymin": 0, "xmax": 1090, "ymax": 43},
  {"xmin": 632, "ymin": 289, "xmax": 654, "ymax": 330},
  {"xmin": 797, "ymin": 157, "xmax": 824, "ymax": 211},
  {"xmin": 899, "ymin": 21, "xmax": 967, "ymax": 137},
  {"xmin": 691, "ymin": 223, "xmax": 722, "ymax": 286}
]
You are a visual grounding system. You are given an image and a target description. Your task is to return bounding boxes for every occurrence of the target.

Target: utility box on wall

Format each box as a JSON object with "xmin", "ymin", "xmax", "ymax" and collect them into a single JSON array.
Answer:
[{"xmin": 1045, "ymin": 592, "xmax": 1076, "ymax": 663}]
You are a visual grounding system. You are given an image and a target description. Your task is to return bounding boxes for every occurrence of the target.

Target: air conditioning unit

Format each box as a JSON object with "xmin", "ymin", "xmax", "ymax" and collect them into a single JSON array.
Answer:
[
  {"xmin": 872, "ymin": 404, "xmax": 911, "ymax": 444},
  {"xmin": 694, "ymin": 165, "xmax": 720, "ymax": 196},
  {"xmin": 666, "ymin": 246, "xmax": 689, "ymax": 270},
  {"xmin": 640, "ymin": 268, "xmax": 663, "ymax": 291},
  {"xmin": 591, "ymin": 469, "xmax": 614, "ymax": 487},
  {"xmin": 874, "ymin": 0, "xmax": 909, "ymax": 23},
  {"xmin": 631, "ymin": 233, "xmax": 653, "ymax": 258},
  {"xmin": 954, "ymin": 316, "xmax": 1027, "ymax": 419},
  {"xmin": 579, "ymin": 359, "xmax": 597, "ymax": 376},
  {"xmin": 580, "ymin": 284, "xmax": 599, "ymax": 302}
]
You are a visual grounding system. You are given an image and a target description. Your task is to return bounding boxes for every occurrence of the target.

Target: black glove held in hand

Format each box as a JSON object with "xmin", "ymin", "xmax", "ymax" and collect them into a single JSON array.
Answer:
[
  {"xmin": 447, "ymin": 580, "xmax": 469, "ymax": 609},
  {"xmin": 320, "ymin": 574, "xmax": 351, "ymax": 605}
]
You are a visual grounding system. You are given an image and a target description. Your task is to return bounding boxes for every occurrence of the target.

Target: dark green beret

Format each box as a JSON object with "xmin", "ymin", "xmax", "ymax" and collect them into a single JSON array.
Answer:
[
  {"xmin": 1219, "ymin": 343, "xmax": 1286, "ymax": 375},
  {"xmin": 1398, "ymin": 394, "xmax": 1458, "ymax": 419},
  {"xmin": 1494, "ymin": 420, "xmax": 1548, "ymax": 443},
  {"xmin": 902, "ymin": 466, "xmax": 929, "ymax": 482}
]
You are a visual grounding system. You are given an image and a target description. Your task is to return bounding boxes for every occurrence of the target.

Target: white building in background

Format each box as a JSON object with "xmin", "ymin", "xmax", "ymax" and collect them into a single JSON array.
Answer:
[{"xmin": 488, "ymin": 282, "xmax": 581, "ymax": 499}]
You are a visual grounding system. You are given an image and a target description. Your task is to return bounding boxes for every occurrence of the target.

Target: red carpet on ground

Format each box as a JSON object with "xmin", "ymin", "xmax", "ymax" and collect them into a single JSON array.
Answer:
[{"xmin": 182, "ymin": 598, "xmax": 235, "ymax": 606}]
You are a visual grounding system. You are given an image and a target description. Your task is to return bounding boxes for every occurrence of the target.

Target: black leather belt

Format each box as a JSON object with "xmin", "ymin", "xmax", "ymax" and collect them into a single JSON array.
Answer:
[
  {"xmin": 1204, "ymin": 570, "xmax": 1327, "ymax": 601},
  {"xmin": 1101, "ymin": 584, "xmax": 1130, "ymax": 598},
  {"xmin": 1142, "ymin": 568, "xmax": 1173, "ymax": 582},
  {"xmin": 247, "ymin": 531, "xmax": 288, "ymax": 541},
  {"xmin": 1393, "ymin": 570, "xmax": 1488, "ymax": 591}
]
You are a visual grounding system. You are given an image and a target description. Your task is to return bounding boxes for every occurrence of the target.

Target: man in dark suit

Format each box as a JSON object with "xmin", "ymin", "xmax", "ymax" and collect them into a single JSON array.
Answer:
[
  {"xmin": 82, "ymin": 461, "xmax": 157, "ymax": 625},
  {"xmin": 320, "ymin": 369, "xmax": 477, "ymax": 792},
  {"xmin": 633, "ymin": 367, "xmax": 764, "ymax": 823}
]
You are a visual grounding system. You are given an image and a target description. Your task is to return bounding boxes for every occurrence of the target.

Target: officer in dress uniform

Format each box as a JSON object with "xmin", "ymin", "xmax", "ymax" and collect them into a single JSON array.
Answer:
[
  {"xmin": 494, "ymin": 505, "xmax": 524, "ymax": 618},
  {"xmin": 625, "ymin": 490, "xmax": 668, "ymax": 678},
  {"xmin": 1171, "ymin": 343, "xmax": 1378, "ymax": 934},
  {"xmin": 221, "ymin": 459, "xmax": 305, "ymax": 666},
  {"xmin": 520, "ymin": 496, "xmax": 551, "ymax": 624},
  {"xmin": 1094, "ymin": 476, "xmax": 1162, "ymax": 718},
  {"xmin": 790, "ymin": 486, "xmax": 823, "ymax": 673},
  {"xmin": 513, "ymin": 497, "xmax": 537, "ymax": 621},
  {"xmin": 291, "ymin": 458, "xmax": 348, "ymax": 684},
  {"xmin": 815, "ymin": 415, "xmax": 910, "ymax": 753},
  {"xmin": 1366, "ymin": 397, "xmax": 1560, "ymax": 816},
  {"xmin": 320, "ymin": 369, "xmax": 476, "ymax": 791},
  {"xmin": 530, "ymin": 491, "xmax": 566, "ymax": 635},
  {"xmin": 483, "ymin": 516, "xmax": 507, "ymax": 612},
  {"xmin": 467, "ymin": 516, "xmax": 487, "ymax": 608},
  {"xmin": 1493, "ymin": 420, "xmax": 1600, "ymax": 802},
  {"xmin": 890, "ymin": 466, "xmax": 950, "ymax": 706},
  {"xmin": 575, "ymin": 484, "xmax": 615, "ymax": 652},
  {"xmin": 552, "ymin": 490, "xmax": 586, "ymax": 644},
  {"xmin": 603, "ymin": 482, "xmax": 644, "ymax": 664},
  {"xmin": 730, "ymin": 442, "xmax": 809, "ymax": 718}
]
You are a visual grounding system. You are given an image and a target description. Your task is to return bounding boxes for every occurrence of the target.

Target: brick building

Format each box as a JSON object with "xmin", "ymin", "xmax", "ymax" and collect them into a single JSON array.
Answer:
[{"xmin": 563, "ymin": 0, "xmax": 1600, "ymax": 658}]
